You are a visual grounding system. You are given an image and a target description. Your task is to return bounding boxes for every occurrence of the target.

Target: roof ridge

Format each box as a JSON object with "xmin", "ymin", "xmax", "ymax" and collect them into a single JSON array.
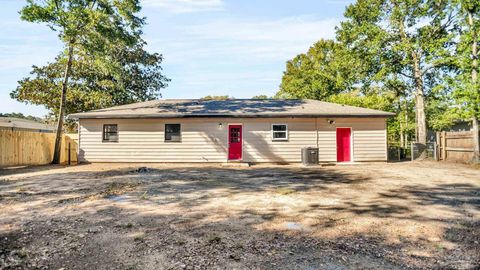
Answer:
[{"xmin": 69, "ymin": 98, "xmax": 395, "ymax": 119}]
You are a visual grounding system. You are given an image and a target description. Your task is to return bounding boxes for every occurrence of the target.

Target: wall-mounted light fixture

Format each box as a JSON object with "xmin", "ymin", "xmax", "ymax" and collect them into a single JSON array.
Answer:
[
  {"xmin": 327, "ymin": 119, "xmax": 335, "ymax": 125},
  {"xmin": 218, "ymin": 123, "xmax": 223, "ymax": 129}
]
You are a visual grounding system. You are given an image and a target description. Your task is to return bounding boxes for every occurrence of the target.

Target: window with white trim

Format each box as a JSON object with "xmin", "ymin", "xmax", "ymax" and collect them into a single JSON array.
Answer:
[
  {"xmin": 272, "ymin": 124, "xmax": 288, "ymax": 141},
  {"xmin": 165, "ymin": 124, "xmax": 181, "ymax": 142}
]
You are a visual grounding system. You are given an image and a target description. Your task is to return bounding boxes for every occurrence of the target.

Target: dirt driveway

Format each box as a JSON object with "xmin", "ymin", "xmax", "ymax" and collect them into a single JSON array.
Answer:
[{"xmin": 0, "ymin": 162, "xmax": 479, "ymax": 269}]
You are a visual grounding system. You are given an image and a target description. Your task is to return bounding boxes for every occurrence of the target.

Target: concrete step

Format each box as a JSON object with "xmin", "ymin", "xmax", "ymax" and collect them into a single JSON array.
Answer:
[{"xmin": 221, "ymin": 162, "xmax": 250, "ymax": 167}]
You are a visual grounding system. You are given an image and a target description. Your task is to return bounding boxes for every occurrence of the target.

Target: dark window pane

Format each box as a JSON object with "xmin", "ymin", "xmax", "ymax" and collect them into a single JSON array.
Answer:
[
  {"xmin": 272, "ymin": 124, "xmax": 287, "ymax": 140},
  {"xmin": 107, "ymin": 134, "xmax": 118, "ymax": 141},
  {"xmin": 106, "ymin": 125, "xmax": 117, "ymax": 133},
  {"xmin": 273, "ymin": 132, "xmax": 287, "ymax": 139},
  {"xmin": 230, "ymin": 127, "xmax": 241, "ymax": 143},
  {"xmin": 103, "ymin": 124, "xmax": 118, "ymax": 142},
  {"xmin": 165, "ymin": 124, "xmax": 181, "ymax": 142}
]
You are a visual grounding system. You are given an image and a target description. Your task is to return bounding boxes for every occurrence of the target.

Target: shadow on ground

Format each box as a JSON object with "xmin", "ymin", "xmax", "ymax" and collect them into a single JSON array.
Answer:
[{"xmin": 0, "ymin": 164, "xmax": 479, "ymax": 269}]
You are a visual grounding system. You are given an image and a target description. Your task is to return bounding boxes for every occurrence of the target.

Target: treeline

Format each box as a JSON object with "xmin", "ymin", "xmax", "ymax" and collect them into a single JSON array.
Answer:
[
  {"xmin": 276, "ymin": 0, "xmax": 479, "ymax": 147},
  {"xmin": 0, "ymin": 113, "xmax": 44, "ymax": 123}
]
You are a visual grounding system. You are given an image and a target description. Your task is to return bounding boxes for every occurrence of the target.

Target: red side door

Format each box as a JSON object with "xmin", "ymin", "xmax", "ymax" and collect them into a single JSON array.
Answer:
[
  {"xmin": 228, "ymin": 125, "xmax": 242, "ymax": 160},
  {"xmin": 336, "ymin": 128, "xmax": 351, "ymax": 162}
]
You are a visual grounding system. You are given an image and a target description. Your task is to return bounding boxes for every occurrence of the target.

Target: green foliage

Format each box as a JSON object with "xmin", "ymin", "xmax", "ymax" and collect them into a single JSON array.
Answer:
[
  {"xmin": 20, "ymin": 0, "xmax": 143, "ymax": 52},
  {"xmin": 16, "ymin": 0, "xmax": 167, "ymax": 162},
  {"xmin": 425, "ymin": 83, "xmax": 460, "ymax": 130},
  {"xmin": 447, "ymin": 0, "xmax": 480, "ymax": 120},
  {"xmin": 11, "ymin": 43, "xmax": 169, "ymax": 117},
  {"xmin": 338, "ymin": 0, "xmax": 457, "ymax": 143},
  {"xmin": 278, "ymin": 39, "xmax": 360, "ymax": 99},
  {"xmin": 327, "ymin": 89, "xmax": 405, "ymax": 142},
  {"xmin": 277, "ymin": 0, "xmax": 476, "ymax": 146},
  {"xmin": 251, "ymin": 95, "xmax": 270, "ymax": 99},
  {"xmin": 200, "ymin": 95, "xmax": 233, "ymax": 100},
  {"xmin": 0, "ymin": 113, "xmax": 44, "ymax": 123},
  {"xmin": 327, "ymin": 89, "xmax": 395, "ymax": 112}
]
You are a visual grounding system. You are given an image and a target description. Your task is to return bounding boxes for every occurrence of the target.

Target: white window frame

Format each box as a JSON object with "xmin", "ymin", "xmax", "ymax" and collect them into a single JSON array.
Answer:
[{"xmin": 271, "ymin": 124, "xmax": 288, "ymax": 141}]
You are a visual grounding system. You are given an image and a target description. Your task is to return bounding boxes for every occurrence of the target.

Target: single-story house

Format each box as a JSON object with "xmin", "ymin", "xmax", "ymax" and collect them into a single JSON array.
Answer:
[{"xmin": 69, "ymin": 99, "xmax": 394, "ymax": 163}]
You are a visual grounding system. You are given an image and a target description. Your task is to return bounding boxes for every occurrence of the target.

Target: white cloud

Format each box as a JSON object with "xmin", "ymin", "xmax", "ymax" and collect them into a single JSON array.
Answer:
[
  {"xmin": 185, "ymin": 16, "xmax": 338, "ymax": 42},
  {"xmin": 148, "ymin": 16, "xmax": 339, "ymax": 64},
  {"xmin": 142, "ymin": 0, "xmax": 224, "ymax": 13},
  {"xmin": 145, "ymin": 16, "xmax": 341, "ymax": 96}
]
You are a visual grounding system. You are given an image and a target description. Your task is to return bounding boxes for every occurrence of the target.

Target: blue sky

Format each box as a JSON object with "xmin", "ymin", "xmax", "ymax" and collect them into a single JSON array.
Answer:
[{"xmin": 0, "ymin": 0, "xmax": 352, "ymax": 117}]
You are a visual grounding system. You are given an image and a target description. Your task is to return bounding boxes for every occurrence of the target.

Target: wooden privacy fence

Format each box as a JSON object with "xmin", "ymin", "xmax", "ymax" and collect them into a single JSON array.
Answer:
[
  {"xmin": 436, "ymin": 130, "xmax": 479, "ymax": 163},
  {"xmin": 0, "ymin": 130, "xmax": 78, "ymax": 166}
]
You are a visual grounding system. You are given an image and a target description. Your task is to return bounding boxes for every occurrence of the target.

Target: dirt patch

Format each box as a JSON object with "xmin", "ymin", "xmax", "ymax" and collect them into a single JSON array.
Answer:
[{"xmin": 0, "ymin": 162, "xmax": 479, "ymax": 269}]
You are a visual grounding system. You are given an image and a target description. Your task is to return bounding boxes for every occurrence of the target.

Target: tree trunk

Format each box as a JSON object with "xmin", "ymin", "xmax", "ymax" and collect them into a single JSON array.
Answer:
[
  {"xmin": 404, "ymin": 99, "xmax": 409, "ymax": 149},
  {"xmin": 473, "ymin": 118, "xmax": 480, "ymax": 163},
  {"xmin": 52, "ymin": 44, "xmax": 74, "ymax": 164},
  {"xmin": 398, "ymin": 99, "xmax": 404, "ymax": 148},
  {"xmin": 468, "ymin": 9, "xmax": 479, "ymax": 162},
  {"xmin": 405, "ymin": 100, "xmax": 409, "ymax": 148},
  {"xmin": 405, "ymin": 132, "xmax": 409, "ymax": 149},
  {"xmin": 393, "ymin": 3, "xmax": 427, "ymax": 145},
  {"xmin": 412, "ymin": 52, "xmax": 427, "ymax": 144},
  {"xmin": 400, "ymin": 124, "xmax": 404, "ymax": 148}
]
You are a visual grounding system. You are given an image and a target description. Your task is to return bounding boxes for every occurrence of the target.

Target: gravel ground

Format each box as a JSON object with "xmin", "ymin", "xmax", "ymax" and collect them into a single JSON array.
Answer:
[{"xmin": 0, "ymin": 161, "xmax": 479, "ymax": 269}]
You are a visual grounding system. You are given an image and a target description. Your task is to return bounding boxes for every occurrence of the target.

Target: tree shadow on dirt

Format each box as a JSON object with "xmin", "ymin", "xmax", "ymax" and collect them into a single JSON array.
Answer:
[
  {"xmin": 1, "ymin": 165, "xmax": 479, "ymax": 269},
  {"xmin": 308, "ymin": 182, "xmax": 480, "ymax": 220},
  {"xmin": 380, "ymin": 183, "xmax": 480, "ymax": 209},
  {"xmin": 0, "ymin": 164, "xmax": 75, "ymax": 177},
  {"xmin": 0, "ymin": 202, "xmax": 405, "ymax": 270},
  {"xmin": 2, "ymin": 198, "xmax": 478, "ymax": 269},
  {"xmin": 0, "ymin": 165, "xmax": 369, "ymax": 204}
]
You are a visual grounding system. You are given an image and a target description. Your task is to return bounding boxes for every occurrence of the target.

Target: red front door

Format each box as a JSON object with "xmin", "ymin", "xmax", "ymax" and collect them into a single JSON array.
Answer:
[
  {"xmin": 336, "ymin": 128, "xmax": 351, "ymax": 162},
  {"xmin": 228, "ymin": 125, "xmax": 242, "ymax": 160}
]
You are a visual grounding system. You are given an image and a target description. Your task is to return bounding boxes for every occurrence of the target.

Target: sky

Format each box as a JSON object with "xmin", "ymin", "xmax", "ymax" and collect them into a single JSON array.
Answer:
[{"xmin": 0, "ymin": 0, "xmax": 352, "ymax": 117}]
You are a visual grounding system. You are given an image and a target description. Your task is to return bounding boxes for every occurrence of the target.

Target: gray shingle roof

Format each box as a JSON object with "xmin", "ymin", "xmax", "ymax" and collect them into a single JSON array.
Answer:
[
  {"xmin": 68, "ymin": 99, "xmax": 395, "ymax": 119},
  {"xmin": 0, "ymin": 117, "xmax": 55, "ymax": 132}
]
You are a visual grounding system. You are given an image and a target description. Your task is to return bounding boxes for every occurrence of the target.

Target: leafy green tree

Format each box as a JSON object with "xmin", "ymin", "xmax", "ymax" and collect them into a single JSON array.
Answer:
[
  {"xmin": 337, "ymin": 0, "xmax": 455, "ymax": 144},
  {"xmin": 328, "ymin": 89, "xmax": 395, "ymax": 112},
  {"xmin": 277, "ymin": 37, "xmax": 411, "ymax": 145},
  {"xmin": 200, "ymin": 95, "xmax": 233, "ymax": 100},
  {"xmin": 449, "ymin": 0, "xmax": 480, "ymax": 121},
  {"xmin": 12, "ymin": 43, "xmax": 168, "ymax": 125},
  {"xmin": 18, "ymin": 0, "xmax": 151, "ymax": 163},
  {"xmin": 0, "ymin": 113, "xmax": 44, "ymax": 123},
  {"xmin": 327, "ymin": 88, "xmax": 405, "ymax": 142},
  {"xmin": 251, "ymin": 95, "xmax": 270, "ymax": 99},
  {"xmin": 447, "ymin": 0, "xmax": 480, "ymax": 161},
  {"xmin": 278, "ymin": 39, "xmax": 360, "ymax": 99}
]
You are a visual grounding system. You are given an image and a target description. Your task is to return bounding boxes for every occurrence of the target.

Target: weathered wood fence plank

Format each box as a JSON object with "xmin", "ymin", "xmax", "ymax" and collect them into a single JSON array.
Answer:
[
  {"xmin": 437, "ymin": 129, "xmax": 478, "ymax": 163},
  {"xmin": 0, "ymin": 130, "xmax": 77, "ymax": 166}
]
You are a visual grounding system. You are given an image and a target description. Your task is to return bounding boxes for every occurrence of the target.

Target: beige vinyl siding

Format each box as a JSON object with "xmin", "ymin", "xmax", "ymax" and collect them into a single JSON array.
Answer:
[
  {"xmin": 242, "ymin": 119, "xmax": 317, "ymax": 163},
  {"xmin": 79, "ymin": 118, "xmax": 227, "ymax": 163},
  {"xmin": 78, "ymin": 117, "xmax": 388, "ymax": 163},
  {"xmin": 316, "ymin": 118, "xmax": 387, "ymax": 162}
]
